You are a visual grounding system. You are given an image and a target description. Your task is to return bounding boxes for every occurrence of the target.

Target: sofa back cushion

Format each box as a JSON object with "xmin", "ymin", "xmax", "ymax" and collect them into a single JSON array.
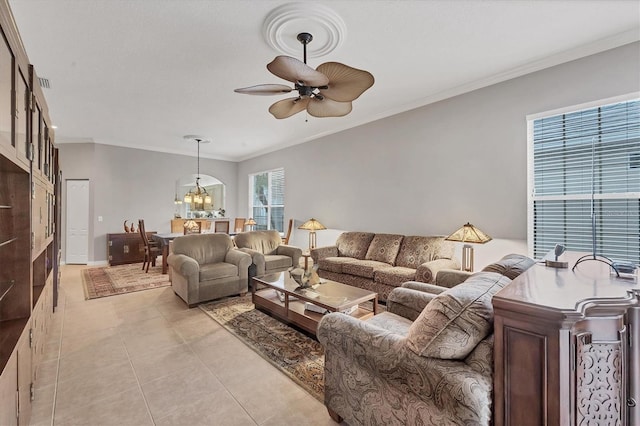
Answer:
[
  {"xmin": 395, "ymin": 236, "xmax": 455, "ymax": 269},
  {"xmin": 482, "ymin": 253, "xmax": 535, "ymax": 280},
  {"xmin": 234, "ymin": 230, "xmax": 282, "ymax": 255},
  {"xmin": 172, "ymin": 233, "xmax": 232, "ymax": 265},
  {"xmin": 336, "ymin": 232, "xmax": 375, "ymax": 259},
  {"xmin": 365, "ymin": 234, "xmax": 404, "ymax": 264},
  {"xmin": 406, "ymin": 272, "xmax": 511, "ymax": 359}
]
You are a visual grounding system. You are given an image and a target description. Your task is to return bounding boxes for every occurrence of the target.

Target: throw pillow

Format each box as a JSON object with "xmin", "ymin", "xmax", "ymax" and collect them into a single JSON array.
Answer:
[
  {"xmin": 336, "ymin": 232, "xmax": 375, "ymax": 259},
  {"xmin": 365, "ymin": 234, "xmax": 403, "ymax": 265},
  {"xmin": 406, "ymin": 272, "xmax": 511, "ymax": 359}
]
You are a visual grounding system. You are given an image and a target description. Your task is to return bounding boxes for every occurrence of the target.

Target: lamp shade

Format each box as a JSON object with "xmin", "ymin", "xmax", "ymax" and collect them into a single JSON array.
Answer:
[
  {"xmin": 298, "ymin": 218, "xmax": 326, "ymax": 231},
  {"xmin": 445, "ymin": 223, "xmax": 492, "ymax": 244},
  {"xmin": 245, "ymin": 218, "xmax": 257, "ymax": 226}
]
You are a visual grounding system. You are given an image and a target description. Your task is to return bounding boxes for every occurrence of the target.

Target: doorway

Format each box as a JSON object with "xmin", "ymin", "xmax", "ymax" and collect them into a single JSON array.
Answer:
[{"xmin": 65, "ymin": 179, "xmax": 89, "ymax": 264}]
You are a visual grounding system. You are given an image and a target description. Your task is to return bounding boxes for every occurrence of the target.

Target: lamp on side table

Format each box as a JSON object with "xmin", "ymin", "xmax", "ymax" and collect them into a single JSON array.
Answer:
[{"xmin": 445, "ymin": 222, "xmax": 492, "ymax": 272}]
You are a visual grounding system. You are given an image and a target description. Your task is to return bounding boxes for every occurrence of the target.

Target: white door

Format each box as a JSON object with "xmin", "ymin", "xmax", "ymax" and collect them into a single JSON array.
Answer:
[{"xmin": 66, "ymin": 179, "xmax": 89, "ymax": 264}]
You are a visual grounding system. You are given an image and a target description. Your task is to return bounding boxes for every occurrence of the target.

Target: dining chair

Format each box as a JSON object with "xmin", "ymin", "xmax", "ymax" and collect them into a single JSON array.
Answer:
[
  {"xmin": 138, "ymin": 219, "xmax": 161, "ymax": 272},
  {"xmin": 234, "ymin": 218, "xmax": 246, "ymax": 233},
  {"xmin": 283, "ymin": 218, "xmax": 294, "ymax": 244},
  {"xmin": 214, "ymin": 220, "xmax": 230, "ymax": 234}
]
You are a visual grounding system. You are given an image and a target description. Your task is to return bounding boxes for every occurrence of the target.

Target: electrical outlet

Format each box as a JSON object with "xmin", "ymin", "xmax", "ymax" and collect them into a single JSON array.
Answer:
[{"xmin": 98, "ymin": 216, "xmax": 103, "ymax": 222}]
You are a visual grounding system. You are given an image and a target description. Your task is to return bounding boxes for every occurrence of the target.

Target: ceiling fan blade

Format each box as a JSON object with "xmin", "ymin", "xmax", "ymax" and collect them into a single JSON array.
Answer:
[
  {"xmin": 316, "ymin": 62, "xmax": 375, "ymax": 102},
  {"xmin": 269, "ymin": 97, "xmax": 310, "ymax": 119},
  {"xmin": 267, "ymin": 56, "xmax": 329, "ymax": 87},
  {"xmin": 234, "ymin": 84, "xmax": 292, "ymax": 96},
  {"xmin": 307, "ymin": 97, "xmax": 352, "ymax": 118}
]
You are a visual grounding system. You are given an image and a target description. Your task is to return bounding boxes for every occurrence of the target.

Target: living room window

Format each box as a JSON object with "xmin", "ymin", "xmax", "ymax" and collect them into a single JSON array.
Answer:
[
  {"xmin": 528, "ymin": 96, "xmax": 640, "ymax": 265},
  {"xmin": 249, "ymin": 168, "xmax": 285, "ymax": 232}
]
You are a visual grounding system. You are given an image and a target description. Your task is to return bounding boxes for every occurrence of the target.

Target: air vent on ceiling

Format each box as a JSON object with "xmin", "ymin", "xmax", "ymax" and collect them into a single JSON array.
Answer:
[{"xmin": 38, "ymin": 77, "xmax": 50, "ymax": 89}]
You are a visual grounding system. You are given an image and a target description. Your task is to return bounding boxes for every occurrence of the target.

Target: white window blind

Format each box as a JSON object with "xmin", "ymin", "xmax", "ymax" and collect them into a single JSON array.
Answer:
[
  {"xmin": 530, "ymin": 99, "xmax": 640, "ymax": 265},
  {"xmin": 249, "ymin": 168, "xmax": 285, "ymax": 232}
]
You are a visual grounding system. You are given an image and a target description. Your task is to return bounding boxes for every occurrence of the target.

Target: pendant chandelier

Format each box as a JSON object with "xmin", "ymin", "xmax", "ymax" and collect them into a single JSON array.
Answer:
[{"xmin": 183, "ymin": 135, "xmax": 212, "ymax": 207}]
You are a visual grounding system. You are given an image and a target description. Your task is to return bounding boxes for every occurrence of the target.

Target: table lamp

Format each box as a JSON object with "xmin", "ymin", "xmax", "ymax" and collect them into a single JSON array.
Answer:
[
  {"xmin": 445, "ymin": 222, "xmax": 492, "ymax": 272},
  {"xmin": 245, "ymin": 218, "xmax": 256, "ymax": 231},
  {"xmin": 298, "ymin": 218, "xmax": 326, "ymax": 250}
]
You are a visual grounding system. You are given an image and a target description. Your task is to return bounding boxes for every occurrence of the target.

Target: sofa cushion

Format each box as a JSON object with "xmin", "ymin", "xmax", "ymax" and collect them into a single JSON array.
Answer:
[
  {"xmin": 199, "ymin": 262, "xmax": 238, "ymax": 281},
  {"xmin": 336, "ymin": 232, "xmax": 375, "ymax": 259},
  {"xmin": 482, "ymin": 253, "xmax": 536, "ymax": 280},
  {"xmin": 395, "ymin": 236, "xmax": 455, "ymax": 269},
  {"xmin": 319, "ymin": 257, "xmax": 357, "ymax": 274},
  {"xmin": 366, "ymin": 312, "xmax": 413, "ymax": 335},
  {"xmin": 406, "ymin": 272, "xmax": 511, "ymax": 359},
  {"xmin": 365, "ymin": 234, "xmax": 404, "ymax": 264},
  {"xmin": 264, "ymin": 254, "xmax": 293, "ymax": 272},
  {"xmin": 374, "ymin": 266, "xmax": 416, "ymax": 287},
  {"xmin": 342, "ymin": 260, "xmax": 393, "ymax": 279}
]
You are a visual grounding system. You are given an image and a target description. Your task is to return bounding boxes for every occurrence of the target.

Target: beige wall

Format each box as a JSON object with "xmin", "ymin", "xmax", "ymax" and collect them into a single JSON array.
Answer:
[{"xmin": 238, "ymin": 42, "xmax": 640, "ymax": 270}]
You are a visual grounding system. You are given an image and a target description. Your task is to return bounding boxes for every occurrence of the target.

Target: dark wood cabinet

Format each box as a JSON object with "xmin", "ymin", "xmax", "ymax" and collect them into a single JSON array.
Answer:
[
  {"xmin": 493, "ymin": 251, "xmax": 640, "ymax": 425},
  {"xmin": 0, "ymin": 2, "xmax": 59, "ymax": 424},
  {"xmin": 107, "ymin": 232, "xmax": 155, "ymax": 266}
]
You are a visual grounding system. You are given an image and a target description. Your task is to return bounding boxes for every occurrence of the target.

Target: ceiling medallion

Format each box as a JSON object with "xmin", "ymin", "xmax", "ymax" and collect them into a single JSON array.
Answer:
[{"xmin": 262, "ymin": 3, "xmax": 346, "ymax": 59}]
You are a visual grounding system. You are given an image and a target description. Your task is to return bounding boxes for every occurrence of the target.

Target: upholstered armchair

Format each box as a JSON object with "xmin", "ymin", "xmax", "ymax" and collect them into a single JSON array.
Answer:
[
  {"xmin": 317, "ymin": 254, "xmax": 535, "ymax": 425},
  {"xmin": 234, "ymin": 230, "xmax": 302, "ymax": 277},
  {"xmin": 167, "ymin": 233, "xmax": 252, "ymax": 307}
]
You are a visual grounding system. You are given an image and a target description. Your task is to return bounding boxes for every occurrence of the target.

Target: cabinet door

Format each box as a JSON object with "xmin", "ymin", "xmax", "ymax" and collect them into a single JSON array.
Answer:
[
  {"xmin": 16, "ymin": 327, "xmax": 31, "ymax": 426},
  {"xmin": 14, "ymin": 70, "xmax": 29, "ymax": 168},
  {"xmin": 0, "ymin": 30, "xmax": 12, "ymax": 156},
  {"xmin": 0, "ymin": 349, "xmax": 18, "ymax": 426}
]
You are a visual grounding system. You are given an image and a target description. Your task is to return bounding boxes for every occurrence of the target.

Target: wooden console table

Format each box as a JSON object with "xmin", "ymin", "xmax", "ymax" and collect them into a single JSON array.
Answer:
[
  {"xmin": 107, "ymin": 232, "xmax": 155, "ymax": 266},
  {"xmin": 492, "ymin": 251, "xmax": 639, "ymax": 425}
]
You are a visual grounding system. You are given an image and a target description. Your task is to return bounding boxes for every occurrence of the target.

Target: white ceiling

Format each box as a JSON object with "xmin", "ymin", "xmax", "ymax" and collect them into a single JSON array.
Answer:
[{"xmin": 8, "ymin": 0, "xmax": 640, "ymax": 161}]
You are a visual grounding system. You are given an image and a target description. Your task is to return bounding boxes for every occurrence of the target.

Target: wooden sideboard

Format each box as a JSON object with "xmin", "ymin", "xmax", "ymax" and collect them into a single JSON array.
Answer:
[
  {"xmin": 170, "ymin": 218, "xmax": 230, "ymax": 233},
  {"xmin": 493, "ymin": 251, "xmax": 640, "ymax": 425},
  {"xmin": 107, "ymin": 232, "xmax": 155, "ymax": 266}
]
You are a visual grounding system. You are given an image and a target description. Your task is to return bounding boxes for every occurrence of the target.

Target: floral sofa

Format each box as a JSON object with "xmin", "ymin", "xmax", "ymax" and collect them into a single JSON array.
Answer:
[
  {"xmin": 310, "ymin": 232, "xmax": 459, "ymax": 301},
  {"xmin": 317, "ymin": 254, "xmax": 536, "ymax": 425}
]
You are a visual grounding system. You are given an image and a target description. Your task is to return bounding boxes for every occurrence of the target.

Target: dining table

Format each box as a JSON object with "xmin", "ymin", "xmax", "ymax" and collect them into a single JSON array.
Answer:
[{"xmin": 150, "ymin": 232, "xmax": 182, "ymax": 274}]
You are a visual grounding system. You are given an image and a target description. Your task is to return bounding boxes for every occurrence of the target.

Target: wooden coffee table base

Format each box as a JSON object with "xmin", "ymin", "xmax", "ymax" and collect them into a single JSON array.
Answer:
[{"xmin": 251, "ymin": 273, "xmax": 378, "ymax": 337}]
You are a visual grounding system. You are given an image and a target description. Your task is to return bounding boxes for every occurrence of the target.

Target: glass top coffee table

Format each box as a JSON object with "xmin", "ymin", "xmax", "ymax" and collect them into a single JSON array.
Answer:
[{"xmin": 252, "ymin": 271, "xmax": 378, "ymax": 336}]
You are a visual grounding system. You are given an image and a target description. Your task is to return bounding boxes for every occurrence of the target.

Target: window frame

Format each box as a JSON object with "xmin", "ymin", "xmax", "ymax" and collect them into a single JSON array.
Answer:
[
  {"xmin": 527, "ymin": 92, "xmax": 640, "ymax": 263},
  {"xmin": 248, "ymin": 167, "xmax": 285, "ymax": 232}
]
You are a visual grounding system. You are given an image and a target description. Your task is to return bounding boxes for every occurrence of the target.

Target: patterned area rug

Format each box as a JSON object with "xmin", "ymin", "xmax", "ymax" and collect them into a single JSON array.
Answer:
[
  {"xmin": 82, "ymin": 263, "xmax": 170, "ymax": 300},
  {"xmin": 199, "ymin": 295, "xmax": 325, "ymax": 402}
]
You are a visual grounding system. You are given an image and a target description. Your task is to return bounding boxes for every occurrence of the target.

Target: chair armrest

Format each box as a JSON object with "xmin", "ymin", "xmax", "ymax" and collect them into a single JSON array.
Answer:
[
  {"xmin": 225, "ymin": 249, "xmax": 252, "ymax": 277},
  {"xmin": 415, "ymin": 258, "xmax": 460, "ymax": 283},
  {"xmin": 317, "ymin": 313, "xmax": 492, "ymax": 423},
  {"xmin": 276, "ymin": 244, "xmax": 302, "ymax": 267},
  {"xmin": 387, "ymin": 286, "xmax": 439, "ymax": 321},
  {"xmin": 237, "ymin": 248, "xmax": 265, "ymax": 276},
  {"xmin": 167, "ymin": 254, "xmax": 199, "ymax": 278},
  {"xmin": 310, "ymin": 245, "xmax": 338, "ymax": 263},
  {"xmin": 435, "ymin": 269, "xmax": 472, "ymax": 288}
]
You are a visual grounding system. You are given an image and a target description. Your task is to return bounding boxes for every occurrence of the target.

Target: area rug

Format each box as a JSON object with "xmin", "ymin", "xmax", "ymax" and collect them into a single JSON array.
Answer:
[
  {"xmin": 199, "ymin": 294, "xmax": 325, "ymax": 402},
  {"xmin": 82, "ymin": 263, "xmax": 170, "ymax": 300}
]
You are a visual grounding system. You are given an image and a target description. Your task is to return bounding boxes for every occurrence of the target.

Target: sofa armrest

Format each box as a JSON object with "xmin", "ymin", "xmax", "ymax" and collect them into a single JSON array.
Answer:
[
  {"xmin": 435, "ymin": 269, "xmax": 472, "ymax": 288},
  {"xmin": 310, "ymin": 245, "xmax": 338, "ymax": 263},
  {"xmin": 225, "ymin": 249, "xmax": 253, "ymax": 278},
  {"xmin": 415, "ymin": 258, "xmax": 460, "ymax": 283},
  {"xmin": 276, "ymin": 244, "xmax": 302, "ymax": 267},
  {"xmin": 401, "ymin": 281, "xmax": 448, "ymax": 294},
  {"xmin": 317, "ymin": 313, "xmax": 492, "ymax": 423},
  {"xmin": 167, "ymin": 253, "xmax": 199, "ymax": 279},
  {"xmin": 387, "ymin": 286, "xmax": 440, "ymax": 321}
]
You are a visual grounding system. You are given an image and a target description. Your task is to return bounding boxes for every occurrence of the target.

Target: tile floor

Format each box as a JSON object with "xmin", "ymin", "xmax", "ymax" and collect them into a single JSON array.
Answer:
[{"xmin": 30, "ymin": 264, "xmax": 338, "ymax": 426}]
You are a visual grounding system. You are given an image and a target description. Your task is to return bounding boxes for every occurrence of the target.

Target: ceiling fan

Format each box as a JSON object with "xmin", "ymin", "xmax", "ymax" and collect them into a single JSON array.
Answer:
[{"xmin": 234, "ymin": 32, "xmax": 374, "ymax": 119}]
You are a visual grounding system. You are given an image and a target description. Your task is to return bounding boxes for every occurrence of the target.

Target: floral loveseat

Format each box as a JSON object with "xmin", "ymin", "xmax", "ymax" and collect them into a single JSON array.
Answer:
[
  {"xmin": 317, "ymin": 254, "xmax": 536, "ymax": 425},
  {"xmin": 310, "ymin": 232, "xmax": 458, "ymax": 301}
]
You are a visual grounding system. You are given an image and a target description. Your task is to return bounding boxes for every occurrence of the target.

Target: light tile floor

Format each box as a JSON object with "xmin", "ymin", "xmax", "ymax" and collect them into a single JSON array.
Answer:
[{"xmin": 30, "ymin": 264, "xmax": 339, "ymax": 426}]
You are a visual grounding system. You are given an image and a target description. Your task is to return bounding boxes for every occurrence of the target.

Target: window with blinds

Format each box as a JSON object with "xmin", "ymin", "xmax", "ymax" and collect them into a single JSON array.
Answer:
[
  {"xmin": 249, "ymin": 168, "xmax": 285, "ymax": 232},
  {"xmin": 529, "ymin": 98, "xmax": 640, "ymax": 265}
]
